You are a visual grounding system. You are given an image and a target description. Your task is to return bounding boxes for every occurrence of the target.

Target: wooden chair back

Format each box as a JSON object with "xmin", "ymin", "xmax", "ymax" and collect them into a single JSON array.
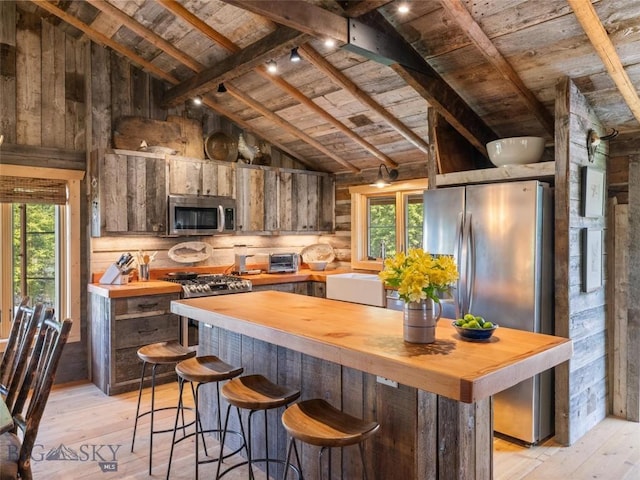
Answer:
[
  {"xmin": 10, "ymin": 315, "xmax": 72, "ymax": 479},
  {"xmin": 0, "ymin": 299, "xmax": 42, "ymax": 408}
]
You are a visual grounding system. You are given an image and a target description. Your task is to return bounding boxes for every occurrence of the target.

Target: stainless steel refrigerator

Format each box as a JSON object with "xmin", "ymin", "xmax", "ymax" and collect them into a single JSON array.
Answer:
[{"xmin": 423, "ymin": 180, "xmax": 554, "ymax": 444}]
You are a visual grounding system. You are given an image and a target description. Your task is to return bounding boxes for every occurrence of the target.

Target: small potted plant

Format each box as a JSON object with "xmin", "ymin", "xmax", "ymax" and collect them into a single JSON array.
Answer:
[{"xmin": 379, "ymin": 249, "xmax": 458, "ymax": 343}]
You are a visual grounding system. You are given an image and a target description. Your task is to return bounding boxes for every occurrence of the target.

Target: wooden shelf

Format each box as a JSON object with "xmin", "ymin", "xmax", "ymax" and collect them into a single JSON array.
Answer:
[{"xmin": 436, "ymin": 161, "xmax": 555, "ymax": 186}]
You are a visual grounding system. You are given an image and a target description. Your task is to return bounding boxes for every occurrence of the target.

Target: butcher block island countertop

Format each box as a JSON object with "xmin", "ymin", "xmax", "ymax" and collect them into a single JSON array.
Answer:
[
  {"xmin": 172, "ymin": 291, "xmax": 571, "ymax": 403},
  {"xmin": 173, "ymin": 291, "xmax": 572, "ymax": 479}
]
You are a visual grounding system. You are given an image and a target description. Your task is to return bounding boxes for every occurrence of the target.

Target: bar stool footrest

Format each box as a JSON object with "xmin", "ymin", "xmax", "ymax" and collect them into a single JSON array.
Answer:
[
  {"xmin": 134, "ymin": 405, "xmax": 196, "ymax": 436},
  {"xmin": 172, "ymin": 429, "xmax": 245, "ymax": 465},
  {"xmin": 217, "ymin": 458, "xmax": 301, "ymax": 479}
]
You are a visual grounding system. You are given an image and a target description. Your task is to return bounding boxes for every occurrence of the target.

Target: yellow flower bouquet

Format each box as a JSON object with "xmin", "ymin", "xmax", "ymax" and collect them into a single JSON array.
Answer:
[{"xmin": 379, "ymin": 248, "xmax": 459, "ymax": 303}]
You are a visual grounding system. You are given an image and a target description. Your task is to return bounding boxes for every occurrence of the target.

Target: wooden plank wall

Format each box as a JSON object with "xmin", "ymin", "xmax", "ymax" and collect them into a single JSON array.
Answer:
[
  {"xmin": 554, "ymin": 78, "xmax": 608, "ymax": 445},
  {"xmin": 627, "ymin": 157, "xmax": 640, "ymax": 421},
  {"xmin": 1, "ymin": 5, "xmax": 86, "ymax": 149},
  {"xmin": 608, "ymin": 136, "xmax": 639, "ymax": 422},
  {"xmin": 0, "ymin": 2, "xmax": 88, "ymax": 384},
  {"xmin": 609, "ymin": 202, "xmax": 630, "ymax": 418}
]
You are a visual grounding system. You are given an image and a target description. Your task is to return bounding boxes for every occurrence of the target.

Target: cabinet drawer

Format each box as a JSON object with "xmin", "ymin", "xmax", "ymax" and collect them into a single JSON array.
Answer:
[
  {"xmin": 114, "ymin": 346, "xmax": 177, "ymax": 383},
  {"xmin": 114, "ymin": 314, "xmax": 180, "ymax": 349},
  {"xmin": 114, "ymin": 294, "xmax": 178, "ymax": 318}
]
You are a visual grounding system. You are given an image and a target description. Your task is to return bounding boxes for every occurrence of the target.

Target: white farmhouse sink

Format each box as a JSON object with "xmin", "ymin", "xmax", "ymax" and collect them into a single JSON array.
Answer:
[{"xmin": 326, "ymin": 273, "xmax": 385, "ymax": 307}]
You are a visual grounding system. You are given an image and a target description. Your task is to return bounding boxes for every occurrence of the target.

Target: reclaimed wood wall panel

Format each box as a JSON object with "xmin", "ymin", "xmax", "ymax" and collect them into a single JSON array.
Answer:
[
  {"xmin": 554, "ymin": 77, "xmax": 608, "ymax": 445},
  {"xmin": 16, "ymin": 10, "xmax": 41, "ymax": 145},
  {"xmin": 0, "ymin": 2, "xmax": 17, "ymax": 143},
  {"xmin": 1, "ymin": 4, "xmax": 87, "ymax": 150},
  {"xmin": 627, "ymin": 157, "xmax": 640, "ymax": 421},
  {"xmin": 609, "ymin": 201, "xmax": 628, "ymax": 418},
  {"xmin": 91, "ymin": 42, "xmax": 112, "ymax": 150},
  {"xmin": 41, "ymin": 21, "xmax": 65, "ymax": 148}
]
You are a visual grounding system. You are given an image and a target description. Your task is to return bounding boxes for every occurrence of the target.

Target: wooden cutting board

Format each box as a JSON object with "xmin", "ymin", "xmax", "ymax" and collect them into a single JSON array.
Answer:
[
  {"xmin": 167, "ymin": 115, "xmax": 204, "ymax": 159},
  {"xmin": 112, "ymin": 116, "xmax": 204, "ymax": 158}
]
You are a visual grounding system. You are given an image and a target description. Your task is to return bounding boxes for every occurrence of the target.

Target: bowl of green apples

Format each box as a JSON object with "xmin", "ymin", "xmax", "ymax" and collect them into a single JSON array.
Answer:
[{"xmin": 453, "ymin": 314, "xmax": 498, "ymax": 341}]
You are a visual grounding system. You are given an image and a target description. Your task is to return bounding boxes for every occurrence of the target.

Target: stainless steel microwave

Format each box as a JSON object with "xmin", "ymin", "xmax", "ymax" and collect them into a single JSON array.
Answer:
[{"xmin": 168, "ymin": 195, "xmax": 236, "ymax": 236}]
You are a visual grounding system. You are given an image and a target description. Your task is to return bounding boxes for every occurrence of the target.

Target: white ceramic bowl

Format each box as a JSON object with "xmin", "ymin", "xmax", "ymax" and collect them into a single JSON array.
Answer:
[
  {"xmin": 307, "ymin": 261, "xmax": 327, "ymax": 271},
  {"xmin": 486, "ymin": 136, "xmax": 545, "ymax": 167}
]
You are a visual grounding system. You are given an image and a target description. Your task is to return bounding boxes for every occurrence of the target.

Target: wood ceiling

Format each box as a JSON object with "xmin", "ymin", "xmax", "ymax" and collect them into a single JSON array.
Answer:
[{"xmin": 29, "ymin": 0, "xmax": 640, "ymax": 175}]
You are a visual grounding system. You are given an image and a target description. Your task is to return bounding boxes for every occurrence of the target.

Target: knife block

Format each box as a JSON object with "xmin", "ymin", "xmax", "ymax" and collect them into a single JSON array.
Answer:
[{"xmin": 99, "ymin": 263, "xmax": 130, "ymax": 285}]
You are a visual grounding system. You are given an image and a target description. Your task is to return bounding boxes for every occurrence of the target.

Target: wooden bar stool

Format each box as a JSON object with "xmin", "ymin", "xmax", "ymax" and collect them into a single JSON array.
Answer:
[
  {"xmin": 130, "ymin": 341, "xmax": 196, "ymax": 475},
  {"xmin": 216, "ymin": 374, "xmax": 301, "ymax": 480},
  {"xmin": 281, "ymin": 399, "xmax": 380, "ymax": 480},
  {"xmin": 166, "ymin": 355, "xmax": 244, "ymax": 479}
]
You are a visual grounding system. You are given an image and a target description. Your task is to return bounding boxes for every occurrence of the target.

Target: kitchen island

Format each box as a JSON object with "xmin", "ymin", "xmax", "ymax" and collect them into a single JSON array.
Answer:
[{"xmin": 171, "ymin": 291, "xmax": 572, "ymax": 480}]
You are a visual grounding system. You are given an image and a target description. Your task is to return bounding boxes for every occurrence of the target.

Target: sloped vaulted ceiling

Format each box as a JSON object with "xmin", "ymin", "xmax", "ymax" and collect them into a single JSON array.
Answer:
[{"xmin": 29, "ymin": 0, "xmax": 640, "ymax": 174}]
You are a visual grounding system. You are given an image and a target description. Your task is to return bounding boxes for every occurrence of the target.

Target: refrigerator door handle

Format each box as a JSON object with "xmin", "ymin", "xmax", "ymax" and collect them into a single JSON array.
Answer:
[
  {"xmin": 455, "ymin": 212, "xmax": 465, "ymax": 318},
  {"xmin": 465, "ymin": 213, "xmax": 475, "ymax": 314}
]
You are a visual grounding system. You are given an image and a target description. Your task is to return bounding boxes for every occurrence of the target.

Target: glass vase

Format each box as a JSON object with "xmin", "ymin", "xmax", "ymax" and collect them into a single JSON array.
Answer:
[{"xmin": 403, "ymin": 298, "xmax": 442, "ymax": 344}]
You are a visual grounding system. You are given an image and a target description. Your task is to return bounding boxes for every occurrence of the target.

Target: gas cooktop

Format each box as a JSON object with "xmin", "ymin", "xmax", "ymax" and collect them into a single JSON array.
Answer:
[{"xmin": 161, "ymin": 273, "xmax": 252, "ymax": 298}]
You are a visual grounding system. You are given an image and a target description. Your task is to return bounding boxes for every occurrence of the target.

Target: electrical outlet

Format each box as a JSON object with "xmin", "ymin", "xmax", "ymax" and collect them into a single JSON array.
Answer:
[{"xmin": 376, "ymin": 376, "xmax": 398, "ymax": 388}]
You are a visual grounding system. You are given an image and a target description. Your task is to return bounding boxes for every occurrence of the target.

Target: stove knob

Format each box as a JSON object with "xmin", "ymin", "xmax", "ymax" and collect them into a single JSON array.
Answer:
[
  {"xmin": 202, "ymin": 284, "xmax": 211, "ymax": 292},
  {"xmin": 229, "ymin": 282, "xmax": 238, "ymax": 289},
  {"xmin": 188, "ymin": 285, "xmax": 198, "ymax": 293}
]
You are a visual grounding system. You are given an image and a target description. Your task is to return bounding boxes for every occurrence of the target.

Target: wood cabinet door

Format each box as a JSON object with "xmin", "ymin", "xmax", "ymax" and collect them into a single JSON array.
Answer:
[
  {"xmin": 94, "ymin": 152, "xmax": 166, "ymax": 235},
  {"xmin": 202, "ymin": 162, "xmax": 235, "ymax": 197},
  {"xmin": 236, "ymin": 165, "xmax": 265, "ymax": 232},
  {"xmin": 279, "ymin": 170, "xmax": 334, "ymax": 233},
  {"xmin": 168, "ymin": 157, "xmax": 202, "ymax": 195}
]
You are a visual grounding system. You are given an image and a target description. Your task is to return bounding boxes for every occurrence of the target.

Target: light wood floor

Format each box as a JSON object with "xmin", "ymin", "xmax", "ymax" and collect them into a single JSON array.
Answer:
[{"xmin": 29, "ymin": 381, "xmax": 639, "ymax": 479}]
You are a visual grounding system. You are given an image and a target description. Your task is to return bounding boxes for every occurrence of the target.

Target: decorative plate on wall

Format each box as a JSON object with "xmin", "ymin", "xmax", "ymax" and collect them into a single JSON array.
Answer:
[
  {"xmin": 168, "ymin": 242, "xmax": 212, "ymax": 263},
  {"xmin": 204, "ymin": 131, "xmax": 238, "ymax": 162}
]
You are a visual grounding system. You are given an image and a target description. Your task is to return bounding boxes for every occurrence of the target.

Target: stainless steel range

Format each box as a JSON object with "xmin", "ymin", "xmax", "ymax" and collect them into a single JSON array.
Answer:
[
  {"xmin": 163, "ymin": 273, "xmax": 252, "ymax": 298},
  {"xmin": 161, "ymin": 273, "xmax": 252, "ymax": 346}
]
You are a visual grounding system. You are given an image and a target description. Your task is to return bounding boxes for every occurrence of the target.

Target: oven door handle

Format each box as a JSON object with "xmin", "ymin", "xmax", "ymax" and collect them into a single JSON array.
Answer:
[{"xmin": 217, "ymin": 205, "xmax": 225, "ymax": 232}]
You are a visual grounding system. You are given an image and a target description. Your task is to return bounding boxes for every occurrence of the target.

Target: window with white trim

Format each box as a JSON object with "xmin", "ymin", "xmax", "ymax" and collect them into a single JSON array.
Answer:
[
  {"xmin": 350, "ymin": 179, "xmax": 428, "ymax": 271},
  {"xmin": 0, "ymin": 168, "xmax": 81, "ymax": 342}
]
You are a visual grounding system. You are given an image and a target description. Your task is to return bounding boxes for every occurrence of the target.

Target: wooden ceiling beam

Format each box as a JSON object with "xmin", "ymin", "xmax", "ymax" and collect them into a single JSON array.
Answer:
[
  {"xmin": 162, "ymin": 26, "xmax": 308, "ymax": 107},
  {"xmin": 299, "ymin": 43, "xmax": 430, "ymax": 155},
  {"xmin": 221, "ymin": 0, "xmax": 349, "ymax": 44},
  {"xmin": 229, "ymin": 2, "xmax": 495, "ymax": 156},
  {"xmin": 340, "ymin": 1, "xmax": 394, "ymax": 18},
  {"xmin": 568, "ymin": 0, "xmax": 640, "ymax": 125},
  {"xmin": 156, "ymin": 0, "xmax": 240, "ymax": 53},
  {"xmin": 225, "ymin": 84, "xmax": 360, "ymax": 173},
  {"xmin": 356, "ymin": 10, "xmax": 496, "ymax": 157},
  {"xmin": 162, "ymin": 0, "xmax": 391, "ymax": 168},
  {"xmin": 438, "ymin": 0, "xmax": 554, "ymax": 136},
  {"xmin": 255, "ymin": 66, "xmax": 397, "ymax": 168},
  {"xmin": 31, "ymin": 0, "xmax": 179, "ymax": 85},
  {"xmin": 86, "ymin": 0, "xmax": 204, "ymax": 73}
]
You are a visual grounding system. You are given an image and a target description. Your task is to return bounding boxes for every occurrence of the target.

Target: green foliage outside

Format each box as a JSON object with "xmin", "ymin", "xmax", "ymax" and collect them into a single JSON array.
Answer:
[
  {"xmin": 368, "ymin": 195, "xmax": 423, "ymax": 259},
  {"xmin": 12, "ymin": 204, "xmax": 56, "ymax": 307}
]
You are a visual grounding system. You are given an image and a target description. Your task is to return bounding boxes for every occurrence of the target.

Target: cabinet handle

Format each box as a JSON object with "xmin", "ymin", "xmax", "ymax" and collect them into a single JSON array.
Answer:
[
  {"xmin": 138, "ymin": 328, "xmax": 159, "ymax": 335},
  {"xmin": 136, "ymin": 302, "xmax": 159, "ymax": 310}
]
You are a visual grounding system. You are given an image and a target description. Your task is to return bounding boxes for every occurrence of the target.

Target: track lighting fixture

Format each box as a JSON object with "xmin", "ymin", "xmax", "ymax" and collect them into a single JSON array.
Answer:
[
  {"xmin": 290, "ymin": 47, "xmax": 301, "ymax": 62},
  {"xmin": 398, "ymin": 3, "xmax": 410, "ymax": 14},
  {"xmin": 371, "ymin": 164, "xmax": 399, "ymax": 188},
  {"xmin": 266, "ymin": 59, "xmax": 277, "ymax": 73},
  {"xmin": 217, "ymin": 83, "xmax": 227, "ymax": 93}
]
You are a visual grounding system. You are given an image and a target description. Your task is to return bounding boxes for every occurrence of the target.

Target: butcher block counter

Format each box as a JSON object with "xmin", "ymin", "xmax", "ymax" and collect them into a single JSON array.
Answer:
[
  {"xmin": 172, "ymin": 291, "xmax": 572, "ymax": 480},
  {"xmin": 87, "ymin": 268, "xmax": 350, "ymax": 298}
]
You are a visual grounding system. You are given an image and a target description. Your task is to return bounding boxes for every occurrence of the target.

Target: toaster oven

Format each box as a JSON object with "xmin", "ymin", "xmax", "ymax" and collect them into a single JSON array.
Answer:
[{"xmin": 268, "ymin": 253, "xmax": 298, "ymax": 273}]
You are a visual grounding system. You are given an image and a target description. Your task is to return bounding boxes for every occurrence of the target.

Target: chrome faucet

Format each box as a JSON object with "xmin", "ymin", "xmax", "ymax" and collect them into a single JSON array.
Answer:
[{"xmin": 380, "ymin": 240, "xmax": 386, "ymax": 260}]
